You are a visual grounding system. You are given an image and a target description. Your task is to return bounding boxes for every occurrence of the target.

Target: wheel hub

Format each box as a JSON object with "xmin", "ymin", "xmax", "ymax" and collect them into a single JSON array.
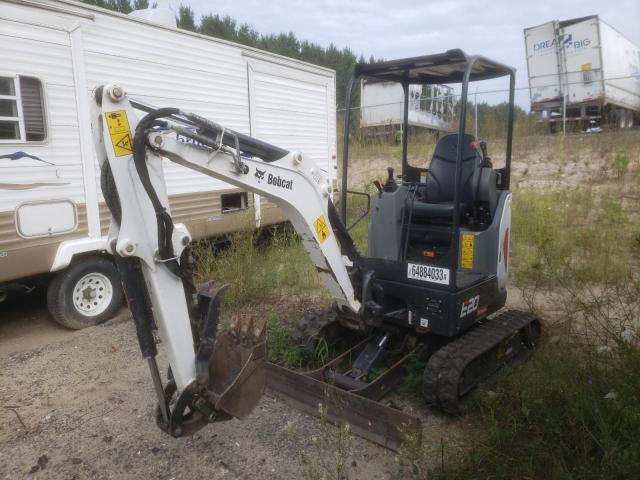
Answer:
[{"xmin": 73, "ymin": 272, "xmax": 113, "ymax": 317}]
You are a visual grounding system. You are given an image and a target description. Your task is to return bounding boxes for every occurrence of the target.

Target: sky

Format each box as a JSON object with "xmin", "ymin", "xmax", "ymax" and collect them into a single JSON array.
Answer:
[{"xmin": 155, "ymin": 0, "xmax": 640, "ymax": 109}]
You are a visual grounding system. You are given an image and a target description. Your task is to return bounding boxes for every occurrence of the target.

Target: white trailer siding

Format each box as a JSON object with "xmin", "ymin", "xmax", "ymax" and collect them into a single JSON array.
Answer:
[
  {"xmin": 562, "ymin": 18, "xmax": 604, "ymax": 106},
  {"xmin": 0, "ymin": 0, "xmax": 337, "ymax": 285},
  {"xmin": 600, "ymin": 21, "xmax": 640, "ymax": 111},
  {"xmin": 81, "ymin": 12, "xmax": 253, "ymax": 199},
  {"xmin": 247, "ymin": 57, "xmax": 335, "ymax": 224},
  {"xmin": 0, "ymin": 11, "xmax": 85, "ymax": 211},
  {"xmin": 361, "ymin": 82, "xmax": 404, "ymax": 127},
  {"xmin": 525, "ymin": 16, "xmax": 640, "ymax": 114},
  {"xmin": 0, "ymin": 5, "xmax": 91, "ymax": 281},
  {"xmin": 524, "ymin": 21, "xmax": 562, "ymax": 104},
  {"xmin": 248, "ymin": 58, "xmax": 335, "ymax": 169},
  {"xmin": 360, "ymin": 81, "xmax": 453, "ymax": 132}
]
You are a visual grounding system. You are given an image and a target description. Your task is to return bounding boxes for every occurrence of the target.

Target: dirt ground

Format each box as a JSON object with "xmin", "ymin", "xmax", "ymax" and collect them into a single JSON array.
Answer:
[{"xmin": 0, "ymin": 290, "xmax": 471, "ymax": 480}]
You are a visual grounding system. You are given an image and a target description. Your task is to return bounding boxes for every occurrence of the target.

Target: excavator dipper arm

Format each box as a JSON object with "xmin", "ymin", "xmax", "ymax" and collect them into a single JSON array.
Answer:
[{"xmin": 91, "ymin": 84, "xmax": 360, "ymax": 436}]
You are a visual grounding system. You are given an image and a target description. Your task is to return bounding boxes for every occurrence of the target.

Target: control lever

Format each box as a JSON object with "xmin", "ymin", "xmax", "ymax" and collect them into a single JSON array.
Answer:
[
  {"xmin": 479, "ymin": 141, "xmax": 492, "ymax": 168},
  {"xmin": 383, "ymin": 167, "xmax": 397, "ymax": 192}
]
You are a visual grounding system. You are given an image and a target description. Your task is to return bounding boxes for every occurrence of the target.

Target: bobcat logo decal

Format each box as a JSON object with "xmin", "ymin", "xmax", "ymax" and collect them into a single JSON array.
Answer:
[{"xmin": 255, "ymin": 168, "xmax": 266, "ymax": 182}]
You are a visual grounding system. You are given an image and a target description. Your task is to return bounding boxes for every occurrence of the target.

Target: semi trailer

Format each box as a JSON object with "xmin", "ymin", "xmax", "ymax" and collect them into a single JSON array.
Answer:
[{"xmin": 524, "ymin": 15, "xmax": 640, "ymax": 131}]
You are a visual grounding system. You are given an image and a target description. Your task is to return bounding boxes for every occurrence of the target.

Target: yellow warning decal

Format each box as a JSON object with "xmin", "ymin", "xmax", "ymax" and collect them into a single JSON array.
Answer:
[
  {"xmin": 105, "ymin": 110, "xmax": 133, "ymax": 157},
  {"xmin": 461, "ymin": 233, "xmax": 475, "ymax": 269},
  {"xmin": 313, "ymin": 215, "xmax": 331, "ymax": 244}
]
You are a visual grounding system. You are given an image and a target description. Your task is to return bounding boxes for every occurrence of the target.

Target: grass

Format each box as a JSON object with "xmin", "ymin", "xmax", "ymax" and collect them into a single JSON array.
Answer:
[
  {"xmin": 267, "ymin": 312, "xmax": 315, "ymax": 368},
  {"xmin": 192, "ymin": 224, "xmax": 323, "ymax": 309},
  {"xmin": 443, "ymin": 342, "xmax": 640, "ymax": 479},
  {"xmin": 510, "ymin": 188, "xmax": 638, "ymax": 289},
  {"xmin": 432, "ymin": 142, "xmax": 640, "ymax": 479}
]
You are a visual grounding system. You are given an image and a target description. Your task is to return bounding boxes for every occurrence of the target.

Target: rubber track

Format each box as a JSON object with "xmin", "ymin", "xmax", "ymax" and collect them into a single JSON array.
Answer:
[
  {"xmin": 291, "ymin": 308, "xmax": 338, "ymax": 347},
  {"xmin": 423, "ymin": 309, "xmax": 540, "ymax": 414}
]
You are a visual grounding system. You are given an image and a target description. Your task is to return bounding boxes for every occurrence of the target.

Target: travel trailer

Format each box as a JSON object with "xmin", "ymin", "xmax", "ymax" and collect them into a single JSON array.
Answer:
[{"xmin": 0, "ymin": 0, "xmax": 337, "ymax": 328}]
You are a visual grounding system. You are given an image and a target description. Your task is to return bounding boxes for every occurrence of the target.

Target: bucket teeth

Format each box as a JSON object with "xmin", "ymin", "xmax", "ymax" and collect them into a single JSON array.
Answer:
[{"xmin": 231, "ymin": 316, "xmax": 266, "ymax": 345}]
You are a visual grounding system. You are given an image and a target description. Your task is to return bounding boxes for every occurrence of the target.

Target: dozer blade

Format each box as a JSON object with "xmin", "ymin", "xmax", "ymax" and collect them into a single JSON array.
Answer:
[
  {"xmin": 209, "ymin": 317, "xmax": 268, "ymax": 419},
  {"xmin": 266, "ymin": 362, "xmax": 421, "ymax": 451}
]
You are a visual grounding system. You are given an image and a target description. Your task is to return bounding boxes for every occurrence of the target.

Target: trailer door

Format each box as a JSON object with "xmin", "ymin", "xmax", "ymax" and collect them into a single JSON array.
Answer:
[
  {"xmin": 525, "ymin": 21, "xmax": 562, "ymax": 106},
  {"xmin": 561, "ymin": 18, "xmax": 604, "ymax": 106},
  {"xmin": 247, "ymin": 58, "xmax": 335, "ymax": 225}
]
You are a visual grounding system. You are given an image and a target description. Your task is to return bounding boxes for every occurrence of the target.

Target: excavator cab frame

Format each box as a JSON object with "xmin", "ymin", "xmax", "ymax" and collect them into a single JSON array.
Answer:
[
  {"xmin": 340, "ymin": 48, "xmax": 516, "ymax": 291},
  {"xmin": 268, "ymin": 51, "xmax": 538, "ymax": 448}
]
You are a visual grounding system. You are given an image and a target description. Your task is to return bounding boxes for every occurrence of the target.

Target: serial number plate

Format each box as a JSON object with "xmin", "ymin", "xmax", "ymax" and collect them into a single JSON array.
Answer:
[{"xmin": 407, "ymin": 263, "xmax": 450, "ymax": 285}]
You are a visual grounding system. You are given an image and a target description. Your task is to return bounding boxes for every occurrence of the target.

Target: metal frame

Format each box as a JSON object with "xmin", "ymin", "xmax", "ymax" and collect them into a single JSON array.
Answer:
[
  {"xmin": 0, "ymin": 75, "xmax": 26, "ymax": 143},
  {"xmin": 340, "ymin": 49, "xmax": 516, "ymax": 291}
]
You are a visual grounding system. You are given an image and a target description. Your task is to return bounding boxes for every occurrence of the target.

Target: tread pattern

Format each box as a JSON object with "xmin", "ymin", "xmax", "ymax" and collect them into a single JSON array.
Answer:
[
  {"xmin": 292, "ymin": 308, "xmax": 339, "ymax": 349},
  {"xmin": 423, "ymin": 309, "xmax": 541, "ymax": 414}
]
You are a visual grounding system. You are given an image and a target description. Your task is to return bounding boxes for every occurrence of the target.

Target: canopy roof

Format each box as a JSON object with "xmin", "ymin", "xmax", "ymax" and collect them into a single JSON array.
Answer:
[{"xmin": 355, "ymin": 49, "xmax": 514, "ymax": 85}]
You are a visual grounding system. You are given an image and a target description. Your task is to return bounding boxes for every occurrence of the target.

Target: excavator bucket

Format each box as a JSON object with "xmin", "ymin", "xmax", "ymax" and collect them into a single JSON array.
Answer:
[{"xmin": 208, "ymin": 317, "xmax": 268, "ymax": 419}]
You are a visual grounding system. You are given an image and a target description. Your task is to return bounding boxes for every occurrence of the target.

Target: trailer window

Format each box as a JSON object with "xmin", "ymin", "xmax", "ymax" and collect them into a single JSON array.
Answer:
[
  {"xmin": 0, "ymin": 76, "xmax": 46, "ymax": 142},
  {"xmin": 221, "ymin": 192, "xmax": 248, "ymax": 213}
]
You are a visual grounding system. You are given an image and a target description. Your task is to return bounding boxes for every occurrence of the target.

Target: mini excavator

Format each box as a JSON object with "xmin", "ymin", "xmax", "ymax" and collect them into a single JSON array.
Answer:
[{"xmin": 93, "ymin": 49, "xmax": 540, "ymax": 448}]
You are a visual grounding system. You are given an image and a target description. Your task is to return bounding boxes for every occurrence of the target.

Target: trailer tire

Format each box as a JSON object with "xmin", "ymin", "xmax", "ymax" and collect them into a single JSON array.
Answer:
[{"xmin": 47, "ymin": 256, "xmax": 123, "ymax": 330}]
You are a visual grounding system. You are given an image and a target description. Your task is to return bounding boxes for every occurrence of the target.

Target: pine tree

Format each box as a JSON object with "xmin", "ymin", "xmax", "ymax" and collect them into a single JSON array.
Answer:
[
  {"xmin": 199, "ymin": 14, "xmax": 238, "ymax": 42},
  {"xmin": 237, "ymin": 23, "xmax": 260, "ymax": 47},
  {"xmin": 132, "ymin": 0, "xmax": 149, "ymax": 9},
  {"xmin": 176, "ymin": 5, "xmax": 196, "ymax": 32},
  {"xmin": 108, "ymin": 0, "xmax": 133, "ymax": 13}
]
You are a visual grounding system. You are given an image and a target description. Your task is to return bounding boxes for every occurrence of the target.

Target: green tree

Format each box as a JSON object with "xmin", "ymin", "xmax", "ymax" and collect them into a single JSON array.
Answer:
[
  {"xmin": 199, "ymin": 14, "xmax": 238, "ymax": 41},
  {"xmin": 176, "ymin": 5, "xmax": 196, "ymax": 31},
  {"xmin": 108, "ymin": 0, "xmax": 133, "ymax": 13},
  {"xmin": 81, "ymin": 0, "xmax": 111, "ymax": 8},
  {"xmin": 237, "ymin": 23, "xmax": 260, "ymax": 47},
  {"xmin": 132, "ymin": 0, "xmax": 154, "ymax": 9}
]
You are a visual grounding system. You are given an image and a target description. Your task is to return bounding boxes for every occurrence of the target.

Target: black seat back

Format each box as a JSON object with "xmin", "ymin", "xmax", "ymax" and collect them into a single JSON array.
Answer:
[{"xmin": 424, "ymin": 133, "xmax": 480, "ymax": 204}]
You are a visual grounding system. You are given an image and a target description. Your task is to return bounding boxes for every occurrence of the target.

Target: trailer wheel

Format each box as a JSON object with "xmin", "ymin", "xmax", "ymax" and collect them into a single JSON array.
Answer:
[{"xmin": 47, "ymin": 256, "xmax": 124, "ymax": 330}]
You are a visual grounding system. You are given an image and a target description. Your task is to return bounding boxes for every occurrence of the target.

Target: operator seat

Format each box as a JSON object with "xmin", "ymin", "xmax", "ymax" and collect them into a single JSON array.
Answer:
[{"xmin": 413, "ymin": 133, "xmax": 480, "ymax": 219}]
